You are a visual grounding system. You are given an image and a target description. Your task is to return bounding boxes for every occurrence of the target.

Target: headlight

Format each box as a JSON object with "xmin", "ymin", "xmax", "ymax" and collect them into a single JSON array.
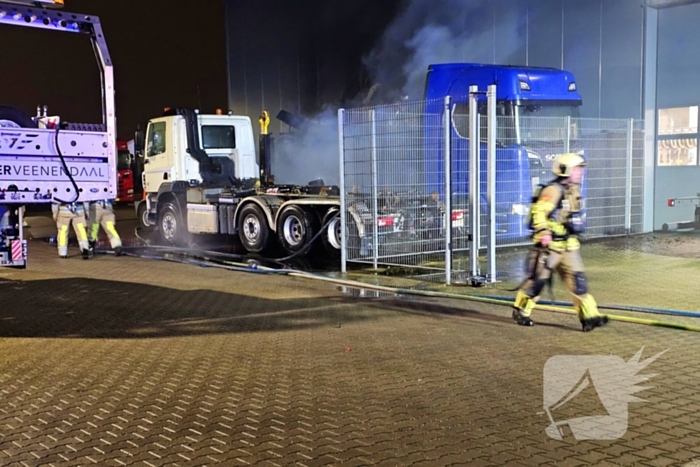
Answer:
[
  {"xmin": 519, "ymin": 81, "xmax": 531, "ymax": 91},
  {"xmin": 568, "ymin": 82, "xmax": 577, "ymax": 91},
  {"xmin": 511, "ymin": 203, "xmax": 529, "ymax": 216}
]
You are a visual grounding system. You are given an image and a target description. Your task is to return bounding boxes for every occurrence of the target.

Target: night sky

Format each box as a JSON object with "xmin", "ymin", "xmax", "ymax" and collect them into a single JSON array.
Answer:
[
  {"xmin": 0, "ymin": 0, "xmax": 228, "ymax": 140},
  {"xmin": 0, "ymin": 0, "xmax": 404, "ymax": 141}
]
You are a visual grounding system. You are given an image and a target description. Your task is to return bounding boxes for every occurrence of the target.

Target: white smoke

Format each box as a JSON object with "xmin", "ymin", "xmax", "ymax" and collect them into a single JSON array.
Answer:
[
  {"xmin": 364, "ymin": 0, "xmax": 524, "ymax": 100},
  {"xmin": 271, "ymin": 0, "xmax": 525, "ymax": 187},
  {"xmin": 271, "ymin": 106, "xmax": 340, "ymax": 186}
]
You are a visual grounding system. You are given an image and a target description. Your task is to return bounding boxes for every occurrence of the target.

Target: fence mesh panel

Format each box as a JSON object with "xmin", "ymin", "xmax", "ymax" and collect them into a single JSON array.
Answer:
[{"xmin": 340, "ymin": 99, "xmax": 646, "ymax": 283}]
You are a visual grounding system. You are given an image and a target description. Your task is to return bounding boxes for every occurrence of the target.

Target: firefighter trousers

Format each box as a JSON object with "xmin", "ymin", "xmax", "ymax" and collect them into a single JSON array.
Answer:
[
  {"xmin": 513, "ymin": 246, "xmax": 602, "ymax": 322},
  {"xmin": 54, "ymin": 205, "xmax": 90, "ymax": 257},
  {"xmin": 89, "ymin": 203, "xmax": 122, "ymax": 249}
]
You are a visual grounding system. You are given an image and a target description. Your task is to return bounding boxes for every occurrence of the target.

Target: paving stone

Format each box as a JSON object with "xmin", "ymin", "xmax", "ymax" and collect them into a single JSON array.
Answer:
[{"xmin": 0, "ymin": 241, "xmax": 695, "ymax": 466}]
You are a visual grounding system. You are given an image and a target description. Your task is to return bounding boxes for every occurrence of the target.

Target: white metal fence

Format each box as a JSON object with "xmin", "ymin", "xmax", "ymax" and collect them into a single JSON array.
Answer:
[{"xmin": 338, "ymin": 90, "xmax": 645, "ymax": 285}]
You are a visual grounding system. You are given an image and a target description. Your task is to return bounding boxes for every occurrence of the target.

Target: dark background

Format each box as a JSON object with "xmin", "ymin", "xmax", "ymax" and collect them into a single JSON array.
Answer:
[{"xmin": 0, "ymin": 0, "xmax": 404, "ymax": 140}]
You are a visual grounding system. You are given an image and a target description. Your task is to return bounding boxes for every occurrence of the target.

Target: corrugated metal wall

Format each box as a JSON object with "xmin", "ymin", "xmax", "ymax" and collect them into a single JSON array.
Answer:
[{"xmin": 225, "ymin": 0, "xmax": 646, "ymax": 127}]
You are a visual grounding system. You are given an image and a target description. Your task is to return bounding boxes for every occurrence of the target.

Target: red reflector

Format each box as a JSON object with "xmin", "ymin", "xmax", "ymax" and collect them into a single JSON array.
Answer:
[
  {"xmin": 668, "ymin": 199, "xmax": 675, "ymax": 207},
  {"xmin": 377, "ymin": 217, "xmax": 394, "ymax": 227},
  {"xmin": 451, "ymin": 210, "xmax": 465, "ymax": 221}
]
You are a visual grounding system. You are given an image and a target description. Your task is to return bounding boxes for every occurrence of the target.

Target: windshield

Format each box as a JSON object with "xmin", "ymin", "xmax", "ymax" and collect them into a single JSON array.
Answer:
[
  {"xmin": 517, "ymin": 103, "xmax": 581, "ymax": 143},
  {"xmin": 117, "ymin": 150, "xmax": 131, "ymax": 171}
]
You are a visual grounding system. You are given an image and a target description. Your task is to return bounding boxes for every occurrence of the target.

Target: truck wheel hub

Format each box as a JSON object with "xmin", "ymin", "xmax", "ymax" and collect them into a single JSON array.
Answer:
[
  {"xmin": 162, "ymin": 212, "xmax": 177, "ymax": 240},
  {"xmin": 243, "ymin": 215, "xmax": 260, "ymax": 241},
  {"xmin": 283, "ymin": 216, "xmax": 304, "ymax": 246},
  {"xmin": 326, "ymin": 217, "xmax": 341, "ymax": 249}
]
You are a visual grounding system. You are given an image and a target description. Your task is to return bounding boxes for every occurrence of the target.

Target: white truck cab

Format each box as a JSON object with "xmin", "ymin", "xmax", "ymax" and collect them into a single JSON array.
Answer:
[{"xmin": 143, "ymin": 113, "xmax": 258, "ymax": 193}]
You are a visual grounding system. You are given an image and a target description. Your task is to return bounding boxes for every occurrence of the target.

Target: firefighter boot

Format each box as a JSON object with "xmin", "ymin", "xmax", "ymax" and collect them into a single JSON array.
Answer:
[
  {"xmin": 512, "ymin": 290, "xmax": 535, "ymax": 326},
  {"xmin": 577, "ymin": 294, "xmax": 609, "ymax": 332}
]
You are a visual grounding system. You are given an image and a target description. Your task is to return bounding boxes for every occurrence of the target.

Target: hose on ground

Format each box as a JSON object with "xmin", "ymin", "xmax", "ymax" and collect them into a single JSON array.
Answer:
[{"xmin": 96, "ymin": 245, "xmax": 700, "ymax": 333}]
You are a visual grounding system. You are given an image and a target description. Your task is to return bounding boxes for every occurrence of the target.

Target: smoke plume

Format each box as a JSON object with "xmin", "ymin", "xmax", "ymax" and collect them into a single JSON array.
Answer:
[
  {"xmin": 271, "ymin": 106, "xmax": 340, "ymax": 186},
  {"xmin": 363, "ymin": 0, "xmax": 523, "ymax": 100},
  {"xmin": 272, "ymin": 0, "xmax": 524, "ymax": 187}
]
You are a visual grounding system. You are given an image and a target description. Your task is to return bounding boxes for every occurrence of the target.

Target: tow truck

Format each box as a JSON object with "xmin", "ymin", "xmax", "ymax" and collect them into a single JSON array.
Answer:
[
  {"xmin": 135, "ymin": 109, "xmax": 342, "ymax": 257},
  {"xmin": 0, "ymin": 0, "xmax": 116, "ymax": 267}
]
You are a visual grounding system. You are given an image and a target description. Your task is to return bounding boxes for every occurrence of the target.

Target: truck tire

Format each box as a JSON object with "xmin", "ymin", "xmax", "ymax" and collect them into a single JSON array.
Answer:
[
  {"xmin": 157, "ymin": 202, "xmax": 186, "ymax": 245},
  {"xmin": 277, "ymin": 205, "xmax": 319, "ymax": 255},
  {"xmin": 320, "ymin": 208, "xmax": 341, "ymax": 258},
  {"xmin": 0, "ymin": 106, "xmax": 37, "ymax": 129},
  {"xmin": 137, "ymin": 201, "xmax": 153, "ymax": 233},
  {"xmin": 238, "ymin": 203, "xmax": 271, "ymax": 254}
]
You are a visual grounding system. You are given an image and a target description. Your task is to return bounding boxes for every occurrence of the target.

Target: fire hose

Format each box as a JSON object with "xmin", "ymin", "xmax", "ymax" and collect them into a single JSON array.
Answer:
[{"xmin": 99, "ymin": 239, "xmax": 700, "ymax": 333}]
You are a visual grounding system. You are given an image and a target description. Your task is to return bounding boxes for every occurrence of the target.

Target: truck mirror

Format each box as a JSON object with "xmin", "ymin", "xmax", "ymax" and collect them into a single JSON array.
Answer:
[{"xmin": 134, "ymin": 129, "xmax": 145, "ymax": 152}]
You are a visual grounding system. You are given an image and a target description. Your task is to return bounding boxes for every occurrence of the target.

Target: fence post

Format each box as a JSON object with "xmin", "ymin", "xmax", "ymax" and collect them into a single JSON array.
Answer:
[
  {"xmin": 486, "ymin": 85, "xmax": 497, "ymax": 283},
  {"xmin": 444, "ymin": 96, "xmax": 452, "ymax": 285},
  {"xmin": 625, "ymin": 118, "xmax": 634, "ymax": 234},
  {"xmin": 469, "ymin": 85, "xmax": 480, "ymax": 278},
  {"xmin": 338, "ymin": 108, "xmax": 347, "ymax": 273},
  {"xmin": 565, "ymin": 115, "xmax": 571, "ymax": 153},
  {"xmin": 370, "ymin": 109, "xmax": 379, "ymax": 270}
]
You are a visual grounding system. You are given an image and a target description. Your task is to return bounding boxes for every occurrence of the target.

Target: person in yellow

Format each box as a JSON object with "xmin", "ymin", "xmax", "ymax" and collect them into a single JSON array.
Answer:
[
  {"xmin": 88, "ymin": 199, "xmax": 123, "ymax": 256},
  {"xmin": 512, "ymin": 153, "xmax": 609, "ymax": 332},
  {"xmin": 51, "ymin": 201, "xmax": 91, "ymax": 259}
]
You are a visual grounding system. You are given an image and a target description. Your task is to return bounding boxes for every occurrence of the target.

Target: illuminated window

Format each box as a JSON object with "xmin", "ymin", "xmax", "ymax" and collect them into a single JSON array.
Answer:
[
  {"xmin": 657, "ymin": 138, "xmax": 697, "ymax": 166},
  {"xmin": 657, "ymin": 106, "xmax": 699, "ymax": 166},
  {"xmin": 658, "ymin": 106, "xmax": 698, "ymax": 135}
]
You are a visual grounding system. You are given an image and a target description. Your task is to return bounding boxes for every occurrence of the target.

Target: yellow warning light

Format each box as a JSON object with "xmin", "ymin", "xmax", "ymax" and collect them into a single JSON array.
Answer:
[{"xmin": 215, "ymin": 108, "xmax": 223, "ymax": 115}]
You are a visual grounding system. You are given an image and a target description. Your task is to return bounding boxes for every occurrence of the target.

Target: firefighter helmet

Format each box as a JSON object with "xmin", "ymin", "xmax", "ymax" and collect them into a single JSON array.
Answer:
[{"xmin": 552, "ymin": 153, "xmax": 587, "ymax": 177}]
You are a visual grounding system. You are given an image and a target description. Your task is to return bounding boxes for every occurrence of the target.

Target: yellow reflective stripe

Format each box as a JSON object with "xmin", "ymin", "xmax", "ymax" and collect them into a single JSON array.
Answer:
[
  {"xmin": 75, "ymin": 223, "xmax": 88, "ymax": 241},
  {"xmin": 58, "ymin": 225, "xmax": 69, "ymax": 247},
  {"xmin": 105, "ymin": 221, "xmax": 120, "ymax": 239},
  {"xmin": 90, "ymin": 222, "xmax": 100, "ymax": 239}
]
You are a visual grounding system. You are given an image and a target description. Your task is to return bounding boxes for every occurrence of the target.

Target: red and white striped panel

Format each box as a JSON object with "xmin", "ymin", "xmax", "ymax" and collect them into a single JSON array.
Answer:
[{"xmin": 11, "ymin": 240, "xmax": 22, "ymax": 261}]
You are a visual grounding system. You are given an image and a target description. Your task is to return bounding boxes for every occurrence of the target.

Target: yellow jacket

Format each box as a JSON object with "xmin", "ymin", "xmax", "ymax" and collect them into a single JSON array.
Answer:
[{"xmin": 530, "ymin": 181, "xmax": 582, "ymax": 252}]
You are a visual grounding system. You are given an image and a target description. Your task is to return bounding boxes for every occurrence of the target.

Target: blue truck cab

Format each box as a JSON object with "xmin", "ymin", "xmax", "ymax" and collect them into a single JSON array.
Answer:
[{"xmin": 423, "ymin": 63, "xmax": 585, "ymax": 241}]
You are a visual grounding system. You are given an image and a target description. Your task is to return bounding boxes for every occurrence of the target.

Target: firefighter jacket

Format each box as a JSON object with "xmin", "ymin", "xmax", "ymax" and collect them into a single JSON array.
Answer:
[{"xmin": 529, "ymin": 180, "xmax": 584, "ymax": 252}]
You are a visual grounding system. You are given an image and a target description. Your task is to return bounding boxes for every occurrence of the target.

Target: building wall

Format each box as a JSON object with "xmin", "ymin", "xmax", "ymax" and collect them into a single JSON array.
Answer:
[
  {"xmin": 225, "ymin": 0, "xmax": 647, "ymax": 125},
  {"xmin": 225, "ymin": 0, "xmax": 700, "ymax": 229},
  {"xmin": 654, "ymin": 2, "xmax": 700, "ymax": 229}
]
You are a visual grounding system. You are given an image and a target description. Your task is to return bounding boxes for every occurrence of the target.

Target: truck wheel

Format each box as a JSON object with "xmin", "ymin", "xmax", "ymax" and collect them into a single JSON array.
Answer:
[
  {"xmin": 238, "ymin": 203, "xmax": 271, "ymax": 253},
  {"xmin": 277, "ymin": 205, "xmax": 319, "ymax": 255},
  {"xmin": 158, "ymin": 202, "xmax": 186, "ymax": 245},
  {"xmin": 137, "ymin": 202, "xmax": 153, "ymax": 233},
  {"xmin": 0, "ymin": 106, "xmax": 37, "ymax": 129},
  {"xmin": 320, "ymin": 208, "xmax": 341, "ymax": 258}
]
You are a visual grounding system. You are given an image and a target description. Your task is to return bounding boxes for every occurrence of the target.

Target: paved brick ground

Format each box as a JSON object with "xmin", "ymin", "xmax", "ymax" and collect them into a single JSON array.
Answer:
[{"xmin": 0, "ymin": 239, "xmax": 699, "ymax": 466}]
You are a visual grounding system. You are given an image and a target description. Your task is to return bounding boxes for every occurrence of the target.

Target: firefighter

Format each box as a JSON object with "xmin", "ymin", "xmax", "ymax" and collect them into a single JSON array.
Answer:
[
  {"xmin": 52, "ymin": 201, "xmax": 91, "ymax": 259},
  {"xmin": 88, "ymin": 199, "xmax": 122, "ymax": 256},
  {"xmin": 512, "ymin": 153, "xmax": 609, "ymax": 332}
]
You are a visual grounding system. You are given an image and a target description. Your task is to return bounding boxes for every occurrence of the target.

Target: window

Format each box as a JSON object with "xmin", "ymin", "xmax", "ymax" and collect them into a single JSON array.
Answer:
[
  {"xmin": 202, "ymin": 125, "xmax": 235, "ymax": 149},
  {"xmin": 146, "ymin": 121, "xmax": 166, "ymax": 157},
  {"xmin": 451, "ymin": 101, "xmax": 515, "ymax": 142},
  {"xmin": 657, "ymin": 106, "xmax": 699, "ymax": 166},
  {"xmin": 117, "ymin": 150, "xmax": 131, "ymax": 171}
]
